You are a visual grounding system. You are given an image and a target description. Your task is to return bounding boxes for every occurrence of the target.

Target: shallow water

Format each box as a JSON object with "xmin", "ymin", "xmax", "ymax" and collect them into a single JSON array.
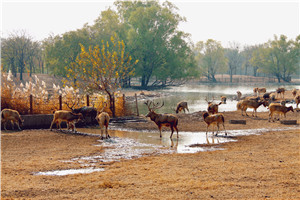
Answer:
[
  {"xmin": 34, "ymin": 168, "xmax": 104, "ymax": 176},
  {"xmin": 35, "ymin": 126, "xmax": 298, "ymax": 176},
  {"xmin": 132, "ymin": 84, "xmax": 300, "ymax": 115}
]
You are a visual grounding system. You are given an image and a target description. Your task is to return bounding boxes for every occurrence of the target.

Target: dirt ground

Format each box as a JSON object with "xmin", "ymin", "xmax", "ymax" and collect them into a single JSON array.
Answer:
[{"xmin": 1, "ymin": 107, "xmax": 300, "ymax": 199}]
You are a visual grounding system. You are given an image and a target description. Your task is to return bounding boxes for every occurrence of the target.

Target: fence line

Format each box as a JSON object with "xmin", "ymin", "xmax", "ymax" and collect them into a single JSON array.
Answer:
[{"xmin": 1, "ymin": 94, "xmax": 127, "ymax": 116}]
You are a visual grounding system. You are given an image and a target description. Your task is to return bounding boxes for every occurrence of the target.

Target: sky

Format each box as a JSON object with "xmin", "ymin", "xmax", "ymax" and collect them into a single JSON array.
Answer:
[{"xmin": 1, "ymin": 0, "xmax": 299, "ymax": 48}]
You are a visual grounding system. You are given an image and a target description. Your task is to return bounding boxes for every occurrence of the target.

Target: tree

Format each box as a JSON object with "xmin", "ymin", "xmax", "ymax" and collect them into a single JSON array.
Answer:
[
  {"xmin": 115, "ymin": 0, "xmax": 195, "ymax": 87},
  {"xmin": 66, "ymin": 36, "xmax": 138, "ymax": 117},
  {"xmin": 43, "ymin": 29, "xmax": 91, "ymax": 77},
  {"xmin": 195, "ymin": 39, "xmax": 227, "ymax": 82},
  {"xmin": 1, "ymin": 31, "xmax": 40, "ymax": 80},
  {"xmin": 250, "ymin": 35, "xmax": 299, "ymax": 82},
  {"xmin": 225, "ymin": 42, "xmax": 242, "ymax": 82}
]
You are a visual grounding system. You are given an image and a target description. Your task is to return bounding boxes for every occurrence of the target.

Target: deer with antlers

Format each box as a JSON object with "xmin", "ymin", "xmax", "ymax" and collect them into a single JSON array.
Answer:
[
  {"xmin": 144, "ymin": 100, "xmax": 179, "ymax": 138},
  {"xmin": 205, "ymin": 96, "xmax": 222, "ymax": 114}
]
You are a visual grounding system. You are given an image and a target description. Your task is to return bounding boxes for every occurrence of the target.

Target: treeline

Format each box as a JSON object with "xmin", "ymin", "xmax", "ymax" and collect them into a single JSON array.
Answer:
[{"xmin": 2, "ymin": 0, "xmax": 300, "ymax": 86}]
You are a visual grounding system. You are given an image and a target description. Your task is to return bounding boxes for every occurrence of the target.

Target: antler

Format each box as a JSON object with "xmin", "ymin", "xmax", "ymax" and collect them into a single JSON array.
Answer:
[
  {"xmin": 205, "ymin": 96, "xmax": 214, "ymax": 104},
  {"xmin": 144, "ymin": 100, "xmax": 164, "ymax": 111},
  {"xmin": 152, "ymin": 100, "xmax": 164, "ymax": 110},
  {"xmin": 64, "ymin": 99, "xmax": 78, "ymax": 110},
  {"xmin": 144, "ymin": 100, "xmax": 153, "ymax": 111}
]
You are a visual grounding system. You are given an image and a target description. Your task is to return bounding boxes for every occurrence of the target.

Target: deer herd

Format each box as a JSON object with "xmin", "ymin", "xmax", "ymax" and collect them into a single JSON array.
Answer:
[{"xmin": 1, "ymin": 87, "xmax": 299, "ymax": 139}]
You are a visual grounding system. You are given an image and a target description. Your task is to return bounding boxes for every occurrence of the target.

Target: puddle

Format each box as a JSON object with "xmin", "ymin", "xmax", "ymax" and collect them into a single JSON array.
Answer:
[
  {"xmin": 35, "ymin": 168, "xmax": 104, "ymax": 176},
  {"xmin": 35, "ymin": 126, "xmax": 298, "ymax": 176}
]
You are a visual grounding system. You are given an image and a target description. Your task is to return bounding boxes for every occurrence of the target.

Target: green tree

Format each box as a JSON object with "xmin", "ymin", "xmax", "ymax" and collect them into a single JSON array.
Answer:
[
  {"xmin": 251, "ymin": 35, "xmax": 299, "ymax": 82},
  {"xmin": 195, "ymin": 39, "xmax": 227, "ymax": 82},
  {"xmin": 43, "ymin": 28, "xmax": 90, "ymax": 77},
  {"xmin": 115, "ymin": 0, "xmax": 195, "ymax": 87}
]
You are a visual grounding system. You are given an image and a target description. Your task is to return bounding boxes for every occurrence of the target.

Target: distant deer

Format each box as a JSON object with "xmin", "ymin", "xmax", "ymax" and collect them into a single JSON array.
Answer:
[
  {"xmin": 175, "ymin": 101, "xmax": 189, "ymax": 113},
  {"xmin": 144, "ymin": 100, "xmax": 179, "ymax": 138}
]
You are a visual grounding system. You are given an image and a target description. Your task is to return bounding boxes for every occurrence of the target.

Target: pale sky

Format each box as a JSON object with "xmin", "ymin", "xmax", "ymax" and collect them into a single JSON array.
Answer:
[{"xmin": 1, "ymin": 0, "xmax": 299, "ymax": 47}]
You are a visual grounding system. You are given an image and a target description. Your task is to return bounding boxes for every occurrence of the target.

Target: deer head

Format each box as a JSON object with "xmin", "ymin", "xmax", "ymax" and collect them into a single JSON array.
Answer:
[{"xmin": 144, "ymin": 100, "xmax": 164, "ymax": 118}]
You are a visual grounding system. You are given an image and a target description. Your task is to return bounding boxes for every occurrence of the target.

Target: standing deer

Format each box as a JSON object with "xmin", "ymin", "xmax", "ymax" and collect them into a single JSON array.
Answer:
[
  {"xmin": 144, "ymin": 100, "xmax": 179, "ymax": 138},
  {"xmin": 205, "ymin": 96, "xmax": 222, "ymax": 114},
  {"xmin": 95, "ymin": 102, "xmax": 110, "ymax": 139},
  {"xmin": 175, "ymin": 101, "xmax": 189, "ymax": 113}
]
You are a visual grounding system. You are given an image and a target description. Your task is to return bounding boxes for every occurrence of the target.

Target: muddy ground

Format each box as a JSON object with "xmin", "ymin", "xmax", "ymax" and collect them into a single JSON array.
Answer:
[{"xmin": 1, "ymin": 107, "xmax": 300, "ymax": 199}]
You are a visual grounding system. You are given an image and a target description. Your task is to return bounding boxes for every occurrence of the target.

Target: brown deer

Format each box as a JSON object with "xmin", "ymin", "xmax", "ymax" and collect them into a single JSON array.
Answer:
[
  {"xmin": 268, "ymin": 103, "xmax": 294, "ymax": 122},
  {"xmin": 276, "ymin": 88, "xmax": 285, "ymax": 99},
  {"xmin": 203, "ymin": 112, "xmax": 227, "ymax": 136},
  {"xmin": 95, "ymin": 102, "xmax": 110, "ymax": 139},
  {"xmin": 50, "ymin": 110, "xmax": 83, "ymax": 132},
  {"xmin": 205, "ymin": 96, "xmax": 222, "ymax": 114},
  {"xmin": 1, "ymin": 109, "xmax": 24, "ymax": 131},
  {"xmin": 144, "ymin": 100, "xmax": 179, "ymax": 138},
  {"xmin": 175, "ymin": 101, "xmax": 189, "ymax": 113},
  {"xmin": 295, "ymin": 95, "xmax": 300, "ymax": 108},
  {"xmin": 238, "ymin": 99, "xmax": 268, "ymax": 117},
  {"xmin": 237, "ymin": 91, "xmax": 242, "ymax": 101},
  {"xmin": 291, "ymin": 89, "xmax": 297, "ymax": 97}
]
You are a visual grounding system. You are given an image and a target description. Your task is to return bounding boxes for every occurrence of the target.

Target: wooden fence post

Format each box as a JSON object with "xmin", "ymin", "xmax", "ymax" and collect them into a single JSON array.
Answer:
[
  {"xmin": 123, "ymin": 94, "xmax": 126, "ymax": 114},
  {"xmin": 59, "ymin": 95, "xmax": 62, "ymax": 110},
  {"xmin": 86, "ymin": 94, "xmax": 90, "ymax": 106},
  {"xmin": 135, "ymin": 93, "xmax": 139, "ymax": 116},
  {"xmin": 29, "ymin": 95, "xmax": 33, "ymax": 114}
]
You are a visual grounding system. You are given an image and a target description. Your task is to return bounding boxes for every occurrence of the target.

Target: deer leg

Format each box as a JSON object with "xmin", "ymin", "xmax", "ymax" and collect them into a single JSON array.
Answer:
[
  {"xmin": 216, "ymin": 124, "xmax": 220, "ymax": 136},
  {"xmin": 105, "ymin": 125, "xmax": 110, "ymax": 138},
  {"xmin": 245, "ymin": 108, "xmax": 249, "ymax": 116},
  {"xmin": 170, "ymin": 126, "xmax": 174, "ymax": 138},
  {"xmin": 223, "ymin": 122, "xmax": 227, "ymax": 136},
  {"xmin": 4, "ymin": 121, "xmax": 7, "ymax": 131},
  {"xmin": 174, "ymin": 126, "xmax": 179, "ymax": 138},
  {"xmin": 16, "ymin": 121, "xmax": 21, "ymax": 131},
  {"xmin": 206, "ymin": 125, "xmax": 209, "ymax": 136},
  {"xmin": 158, "ymin": 125, "xmax": 162, "ymax": 138},
  {"xmin": 50, "ymin": 119, "xmax": 56, "ymax": 131}
]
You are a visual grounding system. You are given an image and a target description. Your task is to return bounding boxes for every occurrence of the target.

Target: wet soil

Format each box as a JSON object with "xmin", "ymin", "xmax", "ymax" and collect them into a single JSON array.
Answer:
[{"xmin": 1, "ymin": 110, "xmax": 300, "ymax": 199}]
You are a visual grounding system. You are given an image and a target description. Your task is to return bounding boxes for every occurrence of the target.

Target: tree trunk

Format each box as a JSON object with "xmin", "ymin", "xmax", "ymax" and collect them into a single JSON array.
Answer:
[{"xmin": 107, "ymin": 91, "xmax": 116, "ymax": 117}]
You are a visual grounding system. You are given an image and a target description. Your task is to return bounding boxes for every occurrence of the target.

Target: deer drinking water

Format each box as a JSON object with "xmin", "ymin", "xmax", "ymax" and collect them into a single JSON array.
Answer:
[{"xmin": 144, "ymin": 100, "xmax": 179, "ymax": 138}]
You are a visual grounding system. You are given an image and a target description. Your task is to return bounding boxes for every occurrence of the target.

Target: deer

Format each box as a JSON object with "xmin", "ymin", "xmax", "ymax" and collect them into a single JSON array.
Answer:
[
  {"xmin": 254, "ymin": 87, "xmax": 266, "ymax": 96},
  {"xmin": 276, "ymin": 88, "xmax": 285, "ymax": 99},
  {"xmin": 237, "ymin": 91, "xmax": 242, "ymax": 101},
  {"xmin": 205, "ymin": 96, "xmax": 222, "ymax": 114},
  {"xmin": 292, "ymin": 89, "xmax": 297, "ymax": 97},
  {"xmin": 1, "ymin": 109, "xmax": 24, "ymax": 131},
  {"xmin": 95, "ymin": 102, "xmax": 110, "ymax": 139},
  {"xmin": 175, "ymin": 101, "xmax": 189, "ymax": 113},
  {"xmin": 237, "ymin": 99, "xmax": 268, "ymax": 117},
  {"xmin": 65, "ymin": 100, "xmax": 97, "ymax": 125},
  {"xmin": 202, "ymin": 112, "xmax": 227, "ymax": 136},
  {"xmin": 295, "ymin": 95, "xmax": 300, "ymax": 108},
  {"xmin": 268, "ymin": 103, "xmax": 294, "ymax": 122},
  {"xmin": 144, "ymin": 100, "xmax": 179, "ymax": 138},
  {"xmin": 50, "ymin": 110, "xmax": 83, "ymax": 132},
  {"xmin": 220, "ymin": 96, "xmax": 227, "ymax": 104}
]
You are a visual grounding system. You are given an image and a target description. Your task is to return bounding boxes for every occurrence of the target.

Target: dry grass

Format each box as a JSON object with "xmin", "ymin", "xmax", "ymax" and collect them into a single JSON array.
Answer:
[
  {"xmin": 1, "ymin": 110, "xmax": 299, "ymax": 199},
  {"xmin": 1, "ymin": 71, "xmax": 126, "ymax": 116}
]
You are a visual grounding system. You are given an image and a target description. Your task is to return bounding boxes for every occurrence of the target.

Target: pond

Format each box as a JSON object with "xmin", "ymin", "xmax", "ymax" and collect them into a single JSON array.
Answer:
[{"xmin": 130, "ymin": 84, "xmax": 300, "ymax": 115}]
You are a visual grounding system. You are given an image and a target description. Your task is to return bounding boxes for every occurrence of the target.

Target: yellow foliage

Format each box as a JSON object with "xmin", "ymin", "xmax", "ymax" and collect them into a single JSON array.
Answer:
[{"xmin": 1, "ymin": 72, "xmax": 126, "ymax": 116}]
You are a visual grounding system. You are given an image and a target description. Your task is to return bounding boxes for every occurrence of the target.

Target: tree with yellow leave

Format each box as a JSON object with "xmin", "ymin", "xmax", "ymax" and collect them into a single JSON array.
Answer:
[{"xmin": 66, "ymin": 35, "xmax": 138, "ymax": 117}]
